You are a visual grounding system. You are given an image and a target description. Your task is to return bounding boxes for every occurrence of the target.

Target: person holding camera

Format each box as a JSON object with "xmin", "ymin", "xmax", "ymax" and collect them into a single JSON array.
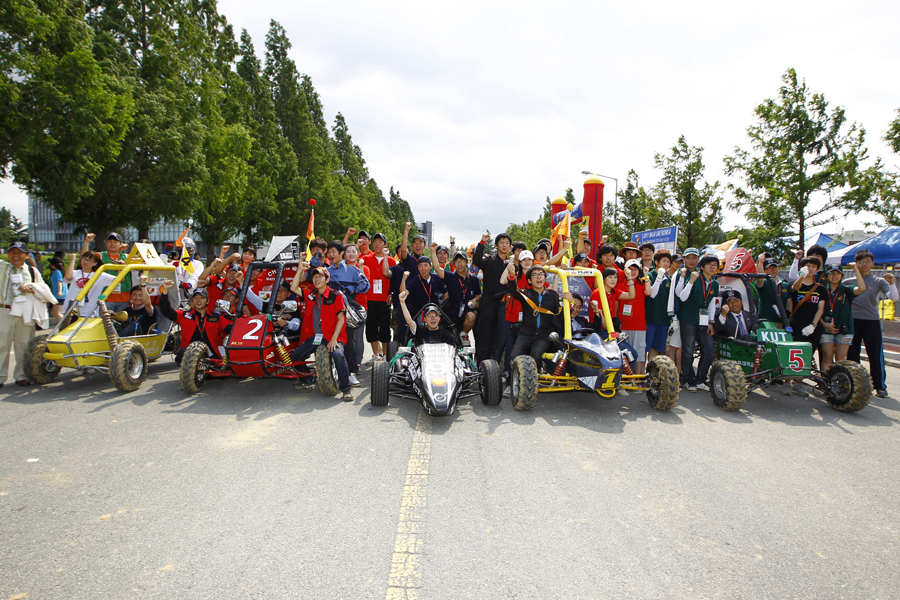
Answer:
[{"xmin": 819, "ymin": 262, "xmax": 865, "ymax": 372}]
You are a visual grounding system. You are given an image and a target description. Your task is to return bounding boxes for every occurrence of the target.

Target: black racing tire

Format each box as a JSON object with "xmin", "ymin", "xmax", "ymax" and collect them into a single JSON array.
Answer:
[
  {"xmin": 509, "ymin": 355, "xmax": 538, "ymax": 411},
  {"xmin": 825, "ymin": 360, "xmax": 872, "ymax": 412},
  {"xmin": 371, "ymin": 360, "xmax": 390, "ymax": 407},
  {"xmin": 386, "ymin": 340, "xmax": 401, "ymax": 362},
  {"xmin": 179, "ymin": 341, "xmax": 209, "ymax": 394},
  {"xmin": 23, "ymin": 335, "xmax": 60, "ymax": 385},
  {"xmin": 109, "ymin": 340, "xmax": 149, "ymax": 392},
  {"xmin": 167, "ymin": 327, "xmax": 181, "ymax": 358},
  {"xmin": 315, "ymin": 344, "xmax": 340, "ymax": 396},
  {"xmin": 646, "ymin": 355, "xmax": 680, "ymax": 411},
  {"xmin": 479, "ymin": 359, "xmax": 502, "ymax": 406},
  {"xmin": 709, "ymin": 360, "xmax": 748, "ymax": 411}
]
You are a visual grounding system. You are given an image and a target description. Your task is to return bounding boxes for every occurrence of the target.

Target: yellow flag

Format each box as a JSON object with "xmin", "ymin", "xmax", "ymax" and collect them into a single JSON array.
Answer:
[{"xmin": 180, "ymin": 244, "xmax": 196, "ymax": 274}]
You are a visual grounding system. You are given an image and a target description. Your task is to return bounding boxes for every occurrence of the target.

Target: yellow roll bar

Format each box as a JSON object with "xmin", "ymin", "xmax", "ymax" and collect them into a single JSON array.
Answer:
[
  {"xmin": 73, "ymin": 263, "xmax": 177, "ymax": 302},
  {"xmin": 544, "ymin": 266, "xmax": 616, "ymax": 341}
]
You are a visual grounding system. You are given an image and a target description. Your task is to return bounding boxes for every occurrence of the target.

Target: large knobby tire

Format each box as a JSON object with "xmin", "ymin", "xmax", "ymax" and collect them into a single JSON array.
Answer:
[
  {"xmin": 23, "ymin": 335, "xmax": 60, "ymax": 385},
  {"xmin": 479, "ymin": 359, "xmax": 502, "ymax": 406},
  {"xmin": 109, "ymin": 340, "xmax": 149, "ymax": 392},
  {"xmin": 646, "ymin": 355, "xmax": 680, "ymax": 411},
  {"xmin": 315, "ymin": 344, "xmax": 341, "ymax": 396},
  {"xmin": 179, "ymin": 341, "xmax": 209, "ymax": 394},
  {"xmin": 509, "ymin": 355, "xmax": 538, "ymax": 411},
  {"xmin": 371, "ymin": 360, "xmax": 390, "ymax": 407},
  {"xmin": 709, "ymin": 360, "xmax": 748, "ymax": 411},
  {"xmin": 386, "ymin": 340, "xmax": 401, "ymax": 362},
  {"xmin": 825, "ymin": 360, "xmax": 872, "ymax": 412}
]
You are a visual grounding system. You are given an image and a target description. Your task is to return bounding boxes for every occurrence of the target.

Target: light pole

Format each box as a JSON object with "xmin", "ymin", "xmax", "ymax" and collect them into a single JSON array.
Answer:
[{"xmin": 581, "ymin": 170, "xmax": 618, "ymax": 232}]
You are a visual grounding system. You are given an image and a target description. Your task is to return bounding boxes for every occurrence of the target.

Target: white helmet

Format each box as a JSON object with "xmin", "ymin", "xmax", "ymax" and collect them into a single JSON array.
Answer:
[{"xmin": 182, "ymin": 237, "xmax": 196, "ymax": 255}]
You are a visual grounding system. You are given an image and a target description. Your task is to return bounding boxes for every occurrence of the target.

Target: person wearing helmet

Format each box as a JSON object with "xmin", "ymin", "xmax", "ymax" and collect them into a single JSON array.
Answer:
[{"xmin": 398, "ymin": 291, "xmax": 457, "ymax": 346}]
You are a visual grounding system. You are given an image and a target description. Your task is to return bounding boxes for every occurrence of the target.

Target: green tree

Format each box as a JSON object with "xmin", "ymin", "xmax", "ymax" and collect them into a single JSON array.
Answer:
[
  {"xmin": 80, "ymin": 0, "xmax": 209, "ymax": 239},
  {"xmin": 609, "ymin": 170, "xmax": 673, "ymax": 248},
  {"xmin": 724, "ymin": 68, "xmax": 868, "ymax": 253},
  {"xmin": 0, "ymin": 207, "xmax": 28, "ymax": 245},
  {"xmin": 656, "ymin": 135, "xmax": 723, "ymax": 250},
  {"xmin": 839, "ymin": 108, "xmax": 900, "ymax": 227},
  {"xmin": 235, "ymin": 29, "xmax": 303, "ymax": 245},
  {"xmin": 1, "ymin": 0, "xmax": 133, "ymax": 222}
]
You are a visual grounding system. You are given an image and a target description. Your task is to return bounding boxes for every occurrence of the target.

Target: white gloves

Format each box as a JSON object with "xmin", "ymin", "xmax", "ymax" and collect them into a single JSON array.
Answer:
[
  {"xmin": 799, "ymin": 266, "xmax": 809, "ymax": 278},
  {"xmin": 802, "ymin": 324, "xmax": 815, "ymax": 336}
]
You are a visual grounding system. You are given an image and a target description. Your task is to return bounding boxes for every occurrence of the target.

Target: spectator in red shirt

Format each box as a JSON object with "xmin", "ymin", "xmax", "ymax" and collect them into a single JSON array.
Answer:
[
  {"xmin": 589, "ymin": 267, "xmax": 636, "ymax": 335},
  {"xmin": 366, "ymin": 236, "xmax": 395, "ymax": 361},
  {"xmin": 289, "ymin": 266, "xmax": 352, "ymax": 400},
  {"xmin": 158, "ymin": 282, "xmax": 232, "ymax": 362},
  {"xmin": 618, "ymin": 259, "xmax": 652, "ymax": 373},
  {"xmin": 596, "ymin": 244, "xmax": 629, "ymax": 298}
]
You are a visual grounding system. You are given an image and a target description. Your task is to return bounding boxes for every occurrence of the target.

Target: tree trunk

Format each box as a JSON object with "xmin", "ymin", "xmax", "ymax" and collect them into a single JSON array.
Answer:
[{"xmin": 206, "ymin": 241, "xmax": 216, "ymax": 266}]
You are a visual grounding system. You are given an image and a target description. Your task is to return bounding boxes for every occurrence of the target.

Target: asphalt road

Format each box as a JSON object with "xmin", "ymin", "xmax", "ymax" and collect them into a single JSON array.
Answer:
[{"xmin": 3, "ymin": 351, "xmax": 900, "ymax": 600}]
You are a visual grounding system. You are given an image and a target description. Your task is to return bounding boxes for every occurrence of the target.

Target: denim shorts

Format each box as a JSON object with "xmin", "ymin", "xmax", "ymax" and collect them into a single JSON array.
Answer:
[{"xmin": 820, "ymin": 332, "xmax": 853, "ymax": 345}]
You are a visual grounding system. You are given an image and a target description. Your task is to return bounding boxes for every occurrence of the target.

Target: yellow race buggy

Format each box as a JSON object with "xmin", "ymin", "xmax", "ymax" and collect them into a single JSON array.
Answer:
[
  {"xmin": 507, "ymin": 266, "xmax": 680, "ymax": 411},
  {"xmin": 23, "ymin": 243, "xmax": 179, "ymax": 392}
]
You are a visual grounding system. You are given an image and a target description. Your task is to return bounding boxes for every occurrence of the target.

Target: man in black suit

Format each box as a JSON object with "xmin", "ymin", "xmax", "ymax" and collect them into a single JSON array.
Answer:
[{"xmin": 714, "ymin": 289, "xmax": 755, "ymax": 341}]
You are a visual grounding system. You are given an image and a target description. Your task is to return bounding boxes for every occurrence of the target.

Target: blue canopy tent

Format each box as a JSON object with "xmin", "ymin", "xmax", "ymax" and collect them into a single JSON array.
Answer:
[
  {"xmin": 826, "ymin": 227, "xmax": 900, "ymax": 265},
  {"xmin": 807, "ymin": 232, "xmax": 848, "ymax": 252}
]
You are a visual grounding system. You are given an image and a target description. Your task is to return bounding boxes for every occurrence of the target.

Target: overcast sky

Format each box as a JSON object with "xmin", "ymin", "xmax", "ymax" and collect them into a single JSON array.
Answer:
[{"xmin": 4, "ymin": 0, "xmax": 898, "ymax": 247}]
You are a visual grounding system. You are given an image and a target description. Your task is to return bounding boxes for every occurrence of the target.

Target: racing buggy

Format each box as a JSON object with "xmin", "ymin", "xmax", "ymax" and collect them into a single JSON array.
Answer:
[
  {"xmin": 23, "ymin": 243, "xmax": 180, "ymax": 392},
  {"xmin": 506, "ymin": 266, "xmax": 680, "ymax": 412},
  {"xmin": 708, "ymin": 271, "xmax": 872, "ymax": 412},
  {"xmin": 177, "ymin": 248, "xmax": 341, "ymax": 397},
  {"xmin": 370, "ymin": 307, "xmax": 503, "ymax": 416}
]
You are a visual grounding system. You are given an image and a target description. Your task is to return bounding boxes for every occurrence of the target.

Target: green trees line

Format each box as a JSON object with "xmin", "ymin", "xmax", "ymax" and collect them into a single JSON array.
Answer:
[
  {"xmin": 1, "ymin": 0, "xmax": 417, "ymax": 255},
  {"xmin": 509, "ymin": 69, "xmax": 900, "ymax": 262}
]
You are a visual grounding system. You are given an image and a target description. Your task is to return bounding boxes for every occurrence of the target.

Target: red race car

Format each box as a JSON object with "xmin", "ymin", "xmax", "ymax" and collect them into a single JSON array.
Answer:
[{"xmin": 178, "ymin": 260, "xmax": 341, "ymax": 396}]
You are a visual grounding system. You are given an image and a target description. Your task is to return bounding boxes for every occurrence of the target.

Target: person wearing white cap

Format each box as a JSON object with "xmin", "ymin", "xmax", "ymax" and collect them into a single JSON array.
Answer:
[{"xmin": 0, "ymin": 241, "xmax": 46, "ymax": 386}]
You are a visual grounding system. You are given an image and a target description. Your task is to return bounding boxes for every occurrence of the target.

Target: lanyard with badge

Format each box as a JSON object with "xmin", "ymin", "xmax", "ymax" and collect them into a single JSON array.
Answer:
[
  {"xmin": 458, "ymin": 275, "xmax": 472, "ymax": 318},
  {"xmin": 373, "ymin": 257, "xmax": 384, "ymax": 295},
  {"xmin": 699, "ymin": 276, "xmax": 714, "ymax": 325}
]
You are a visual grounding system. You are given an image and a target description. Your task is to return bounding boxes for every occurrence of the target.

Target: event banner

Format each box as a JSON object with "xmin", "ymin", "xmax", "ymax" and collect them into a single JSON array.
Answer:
[{"xmin": 632, "ymin": 226, "xmax": 679, "ymax": 254}]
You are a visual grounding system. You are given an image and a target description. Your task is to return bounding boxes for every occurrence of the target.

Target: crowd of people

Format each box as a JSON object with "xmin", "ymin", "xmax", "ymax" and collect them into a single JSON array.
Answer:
[{"xmin": 1, "ymin": 225, "xmax": 897, "ymax": 400}]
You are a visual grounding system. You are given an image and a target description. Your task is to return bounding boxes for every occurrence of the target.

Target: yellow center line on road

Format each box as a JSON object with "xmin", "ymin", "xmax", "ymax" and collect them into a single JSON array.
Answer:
[{"xmin": 385, "ymin": 408, "xmax": 432, "ymax": 600}]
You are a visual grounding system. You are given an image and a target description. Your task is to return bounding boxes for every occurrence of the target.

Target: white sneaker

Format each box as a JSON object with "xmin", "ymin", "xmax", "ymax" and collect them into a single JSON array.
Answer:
[
  {"xmin": 73, "ymin": 368, "xmax": 85, "ymax": 376},
  {"xmin": 349, "ymin": 373, "xmax": 361, "ymax": 387},
  {"xmin": 695, "ymin": 383, "xmax": 709, "ymax": 392},
  {"xmin": 365, "ymin": 356, "xmax": 377, "ymax": 365},
  {"xmin": 85, "ymin": 367, "xmax": 97, "ymax": 374},
  {"xmin": 375, "ymin": 354, "xmax": 385, "ymax": 362},
  {"xmin": 460, "ymin": 332, "xmax": 470, "ymax": 343},
  {"xmin": 617, "ymin": 389, "xmax": 630, "ymax": 397}
]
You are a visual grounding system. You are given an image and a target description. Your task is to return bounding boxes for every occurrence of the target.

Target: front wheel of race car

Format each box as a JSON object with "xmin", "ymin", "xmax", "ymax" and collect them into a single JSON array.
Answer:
[
  {"xmin": 109, "ymin": 340, "xmax": 149, "ymax": 392},
  {"xmin": 371, "ymin": 360, "xmax": 390, "ymax": 406},
  {"xmin": 386, "ymin": 340, "xmax": 401, "ymax": 362},
  {"xmin": 180, "ymin": 341, "xmax": 209, "ymax": 394},
  {"xmin": 479, "ymin": 359, "xmax": 502, "ymax": 406},
  {"xmin": 646, "ymin": 355, "xmax": 680, "ymax": 411},
  {"xmin": 24, "ymin": 335, "xmax": 60, "ymax": 384},
  {"xmin": 509, "ymin": 355, "xmax": 538, "ymax": 411},
  {"xmin": 825, "ymin": 360, "xmax": 872, "ymax": 412},
  {"xmin": 315, "ymin": 344, "xmax": 341, "ymax": 396},
  {"xmin": 709, "ymin": 360, "xmax": 748, "ymax": 412}
]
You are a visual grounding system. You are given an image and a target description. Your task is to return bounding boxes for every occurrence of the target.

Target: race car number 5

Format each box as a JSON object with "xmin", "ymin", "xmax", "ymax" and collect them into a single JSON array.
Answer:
[
  {"xmin": 243, "ymin": 318, "xmax": 265, "ymax": 340},
  {"xmin": 788, "ymin": 348, "xmax": 805, "ymax": 371}
]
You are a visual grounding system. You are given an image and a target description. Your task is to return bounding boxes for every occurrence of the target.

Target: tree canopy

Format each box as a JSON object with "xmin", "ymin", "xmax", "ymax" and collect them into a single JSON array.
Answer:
[{"xmin": 1, "ymin": 4, "xmax": 415, "ymax": 252}]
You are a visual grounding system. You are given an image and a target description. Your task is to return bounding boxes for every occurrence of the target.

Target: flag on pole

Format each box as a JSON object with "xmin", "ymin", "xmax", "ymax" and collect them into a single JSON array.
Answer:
[
  {"xmin": 550, "ymin": 212, "xmax": 570, "ymax": 251},
  {"xmin": 180, "ymin": 244, "xmax": 196, "ymax": 274},
  {"xmin": 175, "ymin": 224, "xmax": 191, "ymax": 248},
  {"xmin": 305, "ymin": 202, "xmax": 316, "ymax": 261}
]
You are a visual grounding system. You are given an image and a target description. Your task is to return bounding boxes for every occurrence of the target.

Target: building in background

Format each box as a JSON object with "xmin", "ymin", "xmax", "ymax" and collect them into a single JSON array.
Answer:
[
  {"xmin": 28, "ymin": 197, "xmax": 206, "ymax": 256},
  {"xmin": 416, "ymin": 220, "xmax": 433, "ymax": 247}
]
